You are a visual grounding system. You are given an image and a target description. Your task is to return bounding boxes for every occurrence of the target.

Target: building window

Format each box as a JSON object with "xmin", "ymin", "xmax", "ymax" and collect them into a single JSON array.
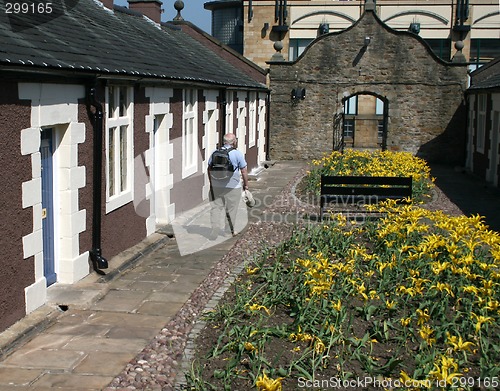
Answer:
[
  {"xmin": 477, "ymin": 94, "xmax": 487, "ymax": 153},
  {"xmin": 424, "ymin": 39, "xmax": 452, "ymax": 62},
  {"xmin": 345, "ymin": 96, "xmax": 358, "ymax": 115},
  {"xmin": 106, "ymin": 85, "xmax": 133, "ymax": 212},
  {"xmin": 470, "ymin": 39, "xmax": 500, "ymax": 67},
  {"xmin": 343, "ymin": 119, "xmax": 355, "ymax": 138},
  {"xmin": 183, "ymin": 89, "xmax": 198, "ymax": 177},
  {"xmin": 343, "ymin": 96, "xmax": 357, "ymax": 141},
  {"xmin": 377, "ymin": 120, "xmax": 384, "ymax": 140},
  {"xmin": 289, "ymin": 38, "xmax": 313, "ymax": 61},
  {"xmin": 248, "ymin": 92, "xmax": 257, "ymax": 147}
]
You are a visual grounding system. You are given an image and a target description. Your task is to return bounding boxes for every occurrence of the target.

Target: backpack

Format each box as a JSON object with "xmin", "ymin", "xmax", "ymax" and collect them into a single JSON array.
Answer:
[{"xmin": 209, "ymin": 147, "xmax": 236, "ymax": 180}]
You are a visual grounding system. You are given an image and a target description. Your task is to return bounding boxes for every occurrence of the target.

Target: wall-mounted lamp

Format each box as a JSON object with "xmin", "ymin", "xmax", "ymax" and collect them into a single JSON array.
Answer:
[
  {"xmin": 364, "ymin": 36, "xmax": 371, "ymax": 46},
  {"xmin": 291, "ymin": 87, "xmax": 306, "ymax": 101},
  {"xmin": 409, "ymin": 22, "xmax": 420, "ymax": 34},
  {"xmin": 318, "ymin": 22, "xmax": 329, "ymax": 36}
]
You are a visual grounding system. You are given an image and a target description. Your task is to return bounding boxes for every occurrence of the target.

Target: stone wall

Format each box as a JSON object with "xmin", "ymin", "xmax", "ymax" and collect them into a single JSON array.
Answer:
[{"xmin": 268, "ymin": 10, "xmax": 468, "ymax": 164}]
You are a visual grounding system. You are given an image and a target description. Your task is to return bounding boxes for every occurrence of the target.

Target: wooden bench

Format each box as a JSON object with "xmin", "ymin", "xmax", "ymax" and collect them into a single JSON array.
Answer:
[{"xmin": 319, "ymin": 175, "xmax": 412, "ymax": 220}]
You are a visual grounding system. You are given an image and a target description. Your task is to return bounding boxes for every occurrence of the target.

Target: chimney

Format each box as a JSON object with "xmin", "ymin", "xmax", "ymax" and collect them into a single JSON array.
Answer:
[
  {"xmin": 101, "ymin": 0, "xmax": 114, "ymax": 10},
  {"xmin": 128, "ymin": 0, "xmax": 163, "ymax": 24}
]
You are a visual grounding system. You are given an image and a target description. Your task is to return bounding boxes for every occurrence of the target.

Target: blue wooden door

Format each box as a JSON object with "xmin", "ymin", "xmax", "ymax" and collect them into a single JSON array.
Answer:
[{"xmin": 41, "ymin": 129, "xmax": 57, "ymax": 286}]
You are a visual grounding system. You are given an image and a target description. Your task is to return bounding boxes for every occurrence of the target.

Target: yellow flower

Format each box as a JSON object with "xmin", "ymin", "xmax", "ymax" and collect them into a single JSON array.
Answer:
[
  {"xmin": 446, "ymin": 334, "xmax": 475, "ymax": 353},
  {"xmin": 246, "ymin": 303, "xmax": 271, "ymax": 315},
  {"xmin": 419, "ymin": 325, "xmax": 436, "ymax": 346},
  {"xmin": 385, "ymin": 300, "xmax": 396, "ymax": 310},
  {"xmin": 256, "ymin": 372, "xmax": 283, "ymax": 391},
  {"xmin": 471, "ymin": 312, "xmax": 494, "ymax": 333},
  {"xmin": 246, "ymin": 266, "xmax": 260, "ymax": 275},
  {"xmin": 369, "ymin": 290, "xmax": 379, "ymax": 300},
  {"xmin": 244, "ymin": 342, "xmax": 258, "ymax": 352},
  {"xmin": 314, "ymin": 338, "xmax": 326, "ymax": 354},
  {"xmin": 484, "ymin": 300, "xmax": 500, "ymax": 311},
  {"xmin": 289, "ymin": 332, "xmax": 314, "ymax": 343},
  {"xmin": 463, "ymin": 285, "xmax": 479, "ymax": 295},
  {"xmin": 397, "ymin": 285, "xmax": 416, "ymax": 297},
  {"xmin": 332, "ymin": 299, "xmax": 342, "ymax": 312},
  {"xmin": 430, "ymin": 282, "xmax": 455, "ymax": 297},
  {"xmin": 428, "ymin": 355, "xmax": 462, "ymax": 385},
  {"xmin": 416, "ymin": 308, "xmax": 430, "ymax": 326},
  {"xmin": 400, "ymin": 317, "xmax": 411, "ymax": 327},
  {"xmin": 430, "ymin": 261, "xmax": 449, "ymax": 275},
  {"xmin": 356, "ymin": 281, "xmax": 368, "ymax": 301}
]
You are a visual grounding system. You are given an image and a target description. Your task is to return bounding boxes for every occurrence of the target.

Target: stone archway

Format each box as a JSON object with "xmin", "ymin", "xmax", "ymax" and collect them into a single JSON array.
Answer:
[{"xmin": 340, "ymin": 92, "xmax": 388, "ymax": 151}]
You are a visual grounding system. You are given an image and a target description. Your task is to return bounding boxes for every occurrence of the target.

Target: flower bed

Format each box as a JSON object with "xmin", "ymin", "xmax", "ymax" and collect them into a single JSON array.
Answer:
[
  {"xmin": 186, "ymin": 152, "xmax": 500, "ymax": 390},
  {"xmin": 187, "ymin": 206, "xmax": 500, "ymax": 390}
]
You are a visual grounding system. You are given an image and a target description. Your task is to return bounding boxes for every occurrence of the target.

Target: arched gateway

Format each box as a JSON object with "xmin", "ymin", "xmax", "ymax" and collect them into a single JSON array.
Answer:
[{"xmin": 268, "ymin": 6, "xmax": 468, "ymax": 164}]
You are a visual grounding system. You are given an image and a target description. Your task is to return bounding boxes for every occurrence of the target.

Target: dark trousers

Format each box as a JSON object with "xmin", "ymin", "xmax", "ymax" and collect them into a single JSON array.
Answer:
[{"xmin": 209, "ymin": 186, "xmax": 241, "ymax": 234}]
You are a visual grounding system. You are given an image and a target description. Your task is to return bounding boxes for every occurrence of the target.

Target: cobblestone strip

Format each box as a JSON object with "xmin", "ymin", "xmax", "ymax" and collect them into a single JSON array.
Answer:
[{"xmin": 174, "ymin": 261, "xmax": 246, "ymax": 389}]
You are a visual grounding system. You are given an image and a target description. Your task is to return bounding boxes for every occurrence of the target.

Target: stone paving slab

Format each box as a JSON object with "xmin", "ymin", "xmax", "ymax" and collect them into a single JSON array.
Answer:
[
  {"xmin": 30, "ymin": 373, "xmax": 114, "ymax": 389},
  {"xmin": 0, "ymin": 368, "xmax": 44, "ymax": 387},
  {"xmin": 0, "ymin": 349, "xmax": 85, "ymax": 370},
  {"xmin": 72, "ymin": 352, "xmax": 133, "ymax": 375}
]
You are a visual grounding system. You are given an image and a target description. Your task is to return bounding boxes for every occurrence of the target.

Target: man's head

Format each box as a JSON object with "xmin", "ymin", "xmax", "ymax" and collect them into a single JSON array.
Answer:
[{"xmin": 223, "ymin": 133, "xmax": 237, "ymax": 147}]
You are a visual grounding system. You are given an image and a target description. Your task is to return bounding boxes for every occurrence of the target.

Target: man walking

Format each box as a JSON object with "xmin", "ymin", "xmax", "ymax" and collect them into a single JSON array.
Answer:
[{"xmin": 207, "ymin": 133, "xmax": 249, "ymax": 239}]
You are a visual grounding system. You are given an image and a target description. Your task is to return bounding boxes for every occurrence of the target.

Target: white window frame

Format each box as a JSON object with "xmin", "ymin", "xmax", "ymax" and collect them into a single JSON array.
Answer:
[
  {"xmin": 105, "ymin": 85, "xmax": 134, "ymax": 213},
  {"xmin": 248, "ymin": 92, "xmax": 257, "ymax": 148},
  {"xmin": 225, "ymin": 91, "xmax": 234, "ymax": 134},
  {"xmin": 237, "ymin": 92, "xmax": 247, "ymax": 154},
  {"xmin": 477, "ymin": 93, "xmax": 487, "ymax": 153},
  {"xmin": 182, "ymin": 89, "xmax": 198, "ymax": 178}
]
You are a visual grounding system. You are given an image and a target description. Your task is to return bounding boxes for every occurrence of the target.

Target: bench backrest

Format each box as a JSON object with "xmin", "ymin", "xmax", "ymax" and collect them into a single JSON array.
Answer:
[{"xmin": 321, "ymin": 175, "xmax": 412, "ymax": 198}]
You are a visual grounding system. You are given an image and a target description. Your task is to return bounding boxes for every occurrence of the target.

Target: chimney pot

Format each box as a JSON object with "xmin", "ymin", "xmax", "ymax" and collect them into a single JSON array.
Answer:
[
  {"xmin": 101, "ymin": 0, "xmax": 113, "ymax": 10},
  {"xmin": 128, "ymin": 0, "xmax": 163, "ymax": 24}
]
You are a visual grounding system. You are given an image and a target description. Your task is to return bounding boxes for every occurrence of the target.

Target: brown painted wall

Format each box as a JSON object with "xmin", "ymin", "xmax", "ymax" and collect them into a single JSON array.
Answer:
[
  {"xmin": 246, "ymin": 96, "xmax": 259, "ymax": 170},
  {"xmin": 79, "ymin": 84, "xmax": 148, "ymax": 264},
  {"xmin": 268, "ymin": 11, "xmax": 468, "ymax": 164},
  {"xmin": 0, "ymin": 79, "xmax": 36, "ymax": 331},
  {"xmin": 170, "ymin": 89, "xmax": 204, "ymax": 215}
]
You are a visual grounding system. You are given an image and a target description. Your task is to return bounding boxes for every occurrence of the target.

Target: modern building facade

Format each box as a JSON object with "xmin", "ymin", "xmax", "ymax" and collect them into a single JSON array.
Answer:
[{"xmin": 206, "ymin": 0, "xmax": 500, "ymax": 69}]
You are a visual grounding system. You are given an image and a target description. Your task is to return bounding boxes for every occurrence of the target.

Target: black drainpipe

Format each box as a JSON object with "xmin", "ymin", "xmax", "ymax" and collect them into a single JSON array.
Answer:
[
  {"xmin": 220, "ymin": 89, "xmax": 227, "ymax": 145},
  {"xmin": 86, "ymin": 86, "xmax": 108, "ymax": 274},
  {"xmin": 265, "ymin": 91, "xmax": 271, "ymax": 161}
]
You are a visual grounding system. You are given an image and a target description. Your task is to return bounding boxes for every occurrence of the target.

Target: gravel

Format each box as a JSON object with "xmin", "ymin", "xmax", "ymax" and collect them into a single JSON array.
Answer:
[{"xmin": 104, "ymin": 168, "xmax": 463, "ymax": 391}]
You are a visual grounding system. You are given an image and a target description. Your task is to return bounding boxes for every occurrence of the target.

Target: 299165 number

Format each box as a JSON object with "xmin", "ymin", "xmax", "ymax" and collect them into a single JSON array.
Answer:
[
  {"xmin": 451, "ymin": 377, "xmax": 499, "ymax": 389},
  {"xmin": 5, "ymin": 2, "xmax": 53, "ymax": 14}
]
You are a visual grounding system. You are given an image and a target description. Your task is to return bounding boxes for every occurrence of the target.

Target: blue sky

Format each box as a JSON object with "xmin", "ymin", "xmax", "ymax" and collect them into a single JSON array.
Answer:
[{"xmin": 114, "ymin": 0, "xmax": 212, "ymax": 33}]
